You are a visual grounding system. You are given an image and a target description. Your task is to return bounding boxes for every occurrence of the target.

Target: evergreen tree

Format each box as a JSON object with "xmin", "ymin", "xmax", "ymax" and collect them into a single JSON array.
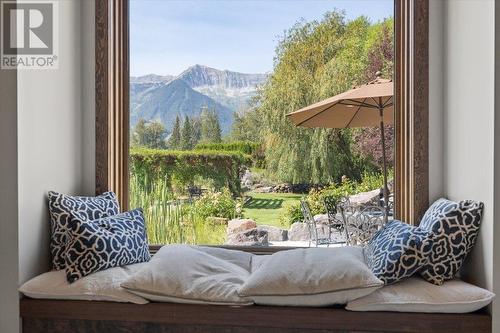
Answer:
[
  {"xmin": 180, "ymin": 115, "xmax": 194, "ymax": 150},
  {"xmin": 200, "ymin": 107, "xmax": 222, "ymax": 143},
  {"xmin": 167, "ymin": 115, "xmax": 181, "ymax": 149}
]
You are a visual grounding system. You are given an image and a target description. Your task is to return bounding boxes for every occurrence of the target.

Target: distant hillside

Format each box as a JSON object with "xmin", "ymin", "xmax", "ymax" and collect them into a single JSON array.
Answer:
[{"xmin": 130, "ymin": 65, "xmax": 268, "ymax": 134}]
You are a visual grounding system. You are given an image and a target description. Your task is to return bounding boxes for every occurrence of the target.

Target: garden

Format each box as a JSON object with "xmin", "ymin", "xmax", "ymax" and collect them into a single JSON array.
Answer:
[{"xmin": 129, "ymin": 11, "xmax": 394, "ymax": 246}]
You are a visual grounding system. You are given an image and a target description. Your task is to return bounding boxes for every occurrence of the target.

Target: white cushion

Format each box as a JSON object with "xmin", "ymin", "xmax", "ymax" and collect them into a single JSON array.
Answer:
[
  {"xmin": 121, "ymin": 245, "xmax": 254, "ymax": 305},
  {"xmin": 19, "ymin": 263, "xmax": 149, "ymax": 304},
  {"xmin": 238, "ymin": 247, "xmax": 383, "ymax": 306},
  {"xmin": 346, "ymin": 277, "xmax": 495, "ymax": 313}
]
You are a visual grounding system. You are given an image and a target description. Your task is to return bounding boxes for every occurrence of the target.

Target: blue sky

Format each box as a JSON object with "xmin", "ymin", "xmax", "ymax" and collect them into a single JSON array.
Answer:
[{"xmin": 130, "ymin": 0, "xmax": 393, "ymax": 76}]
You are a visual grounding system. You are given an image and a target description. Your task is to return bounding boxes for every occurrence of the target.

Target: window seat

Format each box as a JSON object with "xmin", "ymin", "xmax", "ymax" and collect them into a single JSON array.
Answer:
[{"xmin": 20, "ymin": 298, "xmax": 491, "ymax": 333}]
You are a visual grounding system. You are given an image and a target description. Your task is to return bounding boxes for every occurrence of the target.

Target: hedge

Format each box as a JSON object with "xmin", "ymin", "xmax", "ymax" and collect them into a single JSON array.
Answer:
[
  {"xmin": 194, "ymin": 141, "xmax": 260, "ymax": 155},
  {"xmin": 130, "ymin": 148, "xmax": 251, "ymax": 195},
  {"xmin": 194, "ymin": 141, "xmax": 265, "ymax": 168}
]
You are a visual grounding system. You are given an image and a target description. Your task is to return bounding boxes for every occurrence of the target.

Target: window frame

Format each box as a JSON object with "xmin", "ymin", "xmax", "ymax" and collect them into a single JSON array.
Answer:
[{"xmin": 95, "ymin": 0, "xmax": 429, "ymax": 238}]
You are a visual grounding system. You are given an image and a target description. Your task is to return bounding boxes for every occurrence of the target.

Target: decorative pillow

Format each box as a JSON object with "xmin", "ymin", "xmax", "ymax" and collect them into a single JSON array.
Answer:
[
  {"xmin": 238, "ymin": 247, "xmax": 383, "ymax": 306},
  {"xmin": 65, "ymin": 209, "xmax": 150, "ymax": 283},
  {"xmin": 346, "ymin": 277, "xmax": 495, "ymax": 313},
  {"xmin": 364, "ymin": 220, "xmax": 434, "ymax": 285},
  {"xmin": 48, "ymin": 191, "xmax": 120, "ymax": 270},
  {"xmin": 418, "ymin": 198, "xmax": 484, "ymax": 285},
  {"xmin": 19, "ymin": 263, "xmax": 149, "ymax": 304},
  {"xmin": 122, "ymin": 245, "xmax": 254, "ymax": 305}
]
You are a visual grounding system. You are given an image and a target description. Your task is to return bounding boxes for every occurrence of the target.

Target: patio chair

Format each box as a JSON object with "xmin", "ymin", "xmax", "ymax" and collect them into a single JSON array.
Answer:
[
  {"xmin": 338, "ymin": 204, "xmax": 385, "ymax": 246},
  {"xmin": 323, "ymin": 195, "xmax": 346, "ymax": 234},
  {"xmin": 300, "ymin": 200, "xmax": 341, "ymax": 247}
]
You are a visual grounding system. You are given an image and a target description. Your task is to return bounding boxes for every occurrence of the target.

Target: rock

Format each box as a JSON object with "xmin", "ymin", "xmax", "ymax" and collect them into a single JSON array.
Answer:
[
  {"xmin": 206, "ymin": 217, "xmax": 229, "ymax": 226},
  {"xmin": 254, "ymin": 186, "xmax": 273, "ymax": 193},
  {"xmin": 257, "ymin": 225, "xmax": 288, "ymax": 241},
  {"xmin": 226, "ymin": 228, "xmax": 269, "ymax": 246},
  {"xmin": 288, "ymin": 222, "xmax": 310, "ymax": 241},
  {"xmin": 288, "ymin": 222, "xmax": 332, "ymax": 241},
  {"xmin": 227, "ymin": 219, "xmax": 257, "ymax": 235},
  {"xmin": 349, "ymin": 189, "xmax": 380, "ymax": 207}
]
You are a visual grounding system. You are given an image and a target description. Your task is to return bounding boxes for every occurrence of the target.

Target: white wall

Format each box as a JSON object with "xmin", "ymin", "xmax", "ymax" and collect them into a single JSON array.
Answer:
[
  {"xmin": 436, "ymin": 0, "xmax": 498, "ymax": 330},
  {"xmin": 82, "ymin": 0, "xmax": 96, "ymax": 196},
  {"xmin": 0, "ymin": 1, "xmax": 95, "ymax": 332},
  {"xmin": 428, "ymin": 0, "xmax": 444, "ymax": 203},
  {"xmin": 0, "ymin": 24, "xmax": 20, "ymax": 332}
]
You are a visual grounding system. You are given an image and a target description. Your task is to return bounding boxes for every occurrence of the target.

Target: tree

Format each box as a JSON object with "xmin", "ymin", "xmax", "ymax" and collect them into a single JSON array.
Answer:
[
  {"xmin": 131, "ymin": 118, "xmax": 166, "ymax": 149},
  {"xmin": 252, "ymin": 12, "xmax": 393, "ymax": 183},
  {"xmin": 131, "ymin": 118, "xmax": 148, "ymax": 147},
  {"xmin": 180, "ymin": 115, "xmax": 195, "ymax": 150},
  {"xmin": 167, "ymin": 115, "xmax": 181, "ymax": 149},
  {"xmin": 200, "ymin": 106, "xmax": 222, "ymax": 143}
]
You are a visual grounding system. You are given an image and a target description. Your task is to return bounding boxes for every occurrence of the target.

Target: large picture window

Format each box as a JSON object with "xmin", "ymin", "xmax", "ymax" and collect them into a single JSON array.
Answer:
[{"xmin": 96, "ymin": 0, "xmax": 428, "ymax": 248}]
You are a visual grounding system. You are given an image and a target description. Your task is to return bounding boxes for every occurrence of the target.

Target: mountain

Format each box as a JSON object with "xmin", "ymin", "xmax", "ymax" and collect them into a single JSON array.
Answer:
[
  {"xmin": 179, "ymin": 65, "xmax": 268, "ymax": 111},
  {"xmin": 130, "ymin": 78, "xmax": 234, "ymax": 134},
  {"xmin": 130, "ymin": 65, "xmax": 268, "ymax": 134}
]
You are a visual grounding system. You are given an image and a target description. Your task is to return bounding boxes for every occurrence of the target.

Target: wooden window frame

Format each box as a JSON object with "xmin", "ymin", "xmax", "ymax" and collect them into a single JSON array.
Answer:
[{"xmin": 95, "ymin": 0, "xmax": 429, "ymax": 227}]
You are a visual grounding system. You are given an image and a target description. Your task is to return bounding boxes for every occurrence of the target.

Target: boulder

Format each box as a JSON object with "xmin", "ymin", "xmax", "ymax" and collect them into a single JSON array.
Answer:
[
  {"xmin": 288, "ymin": 222, "xmax": 310, "ymax": 241},
  {"xmin": 226, "ymin": 228, "xmax": 269, "ymax": 246},
  {"xmin": 227, "ymin": 219, "xmax": 257, "ymax": 235},
  {"xmin": 257, "ymin": 225, "xmax": 288, "ymax": 242},
  {"xmin": 287, "ymin": 222, "xmax": 332, "ymax": 241}
]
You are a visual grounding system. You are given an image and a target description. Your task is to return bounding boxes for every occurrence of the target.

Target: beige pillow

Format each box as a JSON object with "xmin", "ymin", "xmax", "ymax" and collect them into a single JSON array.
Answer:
[
  {"xmin": 122, "ymin": 245, "xmax": 254, "ymax": 305},
  {"xmin": 238, "ymin": 247, "xmax": 383, "ymax": 306},
  {"xmin": 346, "ymin": 277, "xmax": 495, "ymax": 313},
  {"xmin": 19, "ymin": 263, "xmax": 149, "ymax": 304}
]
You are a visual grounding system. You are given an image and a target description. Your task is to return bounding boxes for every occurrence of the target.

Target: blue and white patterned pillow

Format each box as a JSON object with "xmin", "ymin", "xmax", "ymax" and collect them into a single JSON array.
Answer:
[
  {"xmin": 418, "ymin": 198, "xmax": 484, "ymax": 285},
  {"xmin": 364, "ymin": 220, "xmax": 434, "ymax": 285},
  {"xmin": 64, "ymin": 208, "xmax": 150, "ymax": 283},
  {"xmin": 48, "ymin": 191, "xmax": 120, "ymax": 270}
]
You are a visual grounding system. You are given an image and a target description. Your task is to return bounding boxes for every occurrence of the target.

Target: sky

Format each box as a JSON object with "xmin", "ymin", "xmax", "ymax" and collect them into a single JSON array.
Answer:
[{"xmin": 130, "ymin": 0, "xmax": 393, "ymax": 77}]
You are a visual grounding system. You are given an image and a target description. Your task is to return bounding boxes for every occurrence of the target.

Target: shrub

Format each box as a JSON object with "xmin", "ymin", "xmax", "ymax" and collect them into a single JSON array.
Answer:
[
  {"xmin": 194, "ymin": 141, "xmax": 260, "ymax": 155},
  {"xmin": 191, "ymin": 188, "xmax": 241, "ymax": 221},
  {"xmin": 194, "ymin": 141, "xmax": 265, "ymax": 168},
  {"xmin": 130, "ymin": 147, "xmax": 250, "ymax": 195},
  {"xmin": 129, "ymin": 174, "xmax": 227, "ymax": 245},
  {"xmin": 279, "ymin": 172, "xmax": 390, "ymax": 226}
]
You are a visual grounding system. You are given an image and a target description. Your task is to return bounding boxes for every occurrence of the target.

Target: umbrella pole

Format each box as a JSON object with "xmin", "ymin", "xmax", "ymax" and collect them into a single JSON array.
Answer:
[{"xmin": 379, "ymin": 108, "xmax": 389, "ymax": 223}]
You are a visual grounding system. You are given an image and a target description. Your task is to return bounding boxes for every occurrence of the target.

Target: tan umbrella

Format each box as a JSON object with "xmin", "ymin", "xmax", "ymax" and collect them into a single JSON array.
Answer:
[{"xmin": 286, "ymin": 73, "xmax": 393, "ymax": 217}]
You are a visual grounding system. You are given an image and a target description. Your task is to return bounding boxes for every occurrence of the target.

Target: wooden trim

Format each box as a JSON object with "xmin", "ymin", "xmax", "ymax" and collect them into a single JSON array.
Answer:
[
  {"xmin": 95, "ymin": 0, "xmax": 429, "ymax": 225},
  {"xmin": 394, "ymin": 0, "xmax": 429, "ymax": 225},
  {"xmin": 20, "ymin": 299, "xmax": 491, "ymax": 333},
  {"xmin": 95, "ymin": 0, "xmax": 130, "ymax": 210},
  {"xmin": 148, "ymin": 244, "xmax": 297, "ymax": 256}
]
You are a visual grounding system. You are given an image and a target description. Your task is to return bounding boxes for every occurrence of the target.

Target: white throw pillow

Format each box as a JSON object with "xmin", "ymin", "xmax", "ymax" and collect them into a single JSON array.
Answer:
[
  {"xmin": 122, "ymin": 245, "xmax": 254, "ymax": 305},
  {"xmin": 19, "ymin": 263, "xmax": 149, "ymax": 304},
  {"xmin": 238, "ymin": 246, "xmax": 383, "ymax": 306},
  {"xmin": 346, "ymin": 277, "xmax": 495, "ymax": 313}
]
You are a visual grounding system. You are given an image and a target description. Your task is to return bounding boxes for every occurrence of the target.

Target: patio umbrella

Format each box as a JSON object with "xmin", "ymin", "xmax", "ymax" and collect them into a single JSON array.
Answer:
[{"xmin": 286, "ymin": 72, "xmax": 393, "ymax": 218}]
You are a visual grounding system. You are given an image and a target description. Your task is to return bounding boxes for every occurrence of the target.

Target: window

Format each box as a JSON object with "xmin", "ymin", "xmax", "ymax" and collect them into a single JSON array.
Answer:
[{"xmin": 96, "ymin": 0, "xmax": 428, "ymax": 247}]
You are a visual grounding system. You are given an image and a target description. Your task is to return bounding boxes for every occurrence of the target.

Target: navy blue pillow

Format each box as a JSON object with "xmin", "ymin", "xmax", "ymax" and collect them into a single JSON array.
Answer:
[
  {"xmin": 364, "ymin": 220, "xmax": 434, "ymax": 284},
  {"xmin": 48, "ymin": 191, "xmax": 120, "ymax": 270},
  {"xmin": 419, "ymin": 198, "xmax": 484, "ymax": 285},
  {"xmin": 64, "ymin": 208, "xmax": 150, "ymax": 283}
]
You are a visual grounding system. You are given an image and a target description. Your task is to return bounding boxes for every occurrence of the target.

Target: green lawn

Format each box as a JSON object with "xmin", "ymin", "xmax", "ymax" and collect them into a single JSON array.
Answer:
[{"xmin": 242, "ymin": 192, "xmax": 303, "ymax": 227}]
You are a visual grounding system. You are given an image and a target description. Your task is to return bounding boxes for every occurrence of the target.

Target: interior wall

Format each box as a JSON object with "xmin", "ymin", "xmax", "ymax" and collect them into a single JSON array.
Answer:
[
  {"xmin": 428, "ymin": 0, "xmax": 444, "ymax": 202},
  {"xmin": 439, "ymin": 0, "xmax": 497, "ymax": 329},
  {"xmin": 8, "ymin": 1, "xmax": 92, "ymax": 332},
  {"xmin": 0, "ymin": 22, "xmax": 19, "ymax": 332},
  {"xmin": 82, "ymin": 0, "xmax": 96, "ymax": 196}
]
